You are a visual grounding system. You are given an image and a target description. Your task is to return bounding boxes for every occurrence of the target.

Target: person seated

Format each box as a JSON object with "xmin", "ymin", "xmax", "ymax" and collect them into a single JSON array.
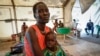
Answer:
[
  {"xmin": 72, "ymin": 19, "xmax": 78, "ymax": 36},
  {"xmin": 96, "ymin": 25, "xmax": 100, "ymax": 38},
  {"xmin": 44, "ymin": 31, "xmax": 67, "ymax": 56},
  {"xmin": 6, "ymin": 42, "xmax": 24, "ymax": 56},
  {"xmin": 58, "ymin": 20, "xmax": 64, "ymax": 28},
  {"xmin": 85, "ymin": 19, "xmax": 94, "ymax": 35},
  {"xmin": 72, "ymin": 19, "xmax": 78, "ymax": 30}
]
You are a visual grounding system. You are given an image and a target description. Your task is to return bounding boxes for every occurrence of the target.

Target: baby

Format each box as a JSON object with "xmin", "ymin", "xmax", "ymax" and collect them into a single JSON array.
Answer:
[{"xmin": 44, "ymin": 31, "xmax": 67, "ymax": 56}]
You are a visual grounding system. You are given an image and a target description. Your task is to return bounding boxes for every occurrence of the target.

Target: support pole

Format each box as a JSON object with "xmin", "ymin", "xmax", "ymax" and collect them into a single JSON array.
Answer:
[{"xmin": 11, "ymin": 0, "xmax": 18, "ymax": 34}]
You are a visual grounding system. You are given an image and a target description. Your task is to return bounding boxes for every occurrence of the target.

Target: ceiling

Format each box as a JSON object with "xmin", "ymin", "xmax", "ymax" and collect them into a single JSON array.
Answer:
[
  {"xmin": 79, "ymin": 0, "xmax": 96, "ymax": 13},
  {"xmin": 0, "ymin": 0, "xmax": 96, "ymax": 13},
  {"xmin": 0, "ymin": 0, "xmax": 67, "ymax": 7}
]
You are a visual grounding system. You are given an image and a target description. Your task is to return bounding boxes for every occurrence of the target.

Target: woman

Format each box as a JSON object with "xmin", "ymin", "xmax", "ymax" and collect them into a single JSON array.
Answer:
[{"xmin": 24, "ymin": 2, "xmax": 51, "ymax": 56}]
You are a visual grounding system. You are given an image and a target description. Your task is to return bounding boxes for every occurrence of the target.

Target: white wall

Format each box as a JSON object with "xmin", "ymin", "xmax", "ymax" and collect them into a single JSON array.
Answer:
[
  {"xmin": 72, "ymin": 0, "xmax": 100, "ymax": 34},
  {"xmin": 0, "ymin": 7, "xmax": 63, "ymax": 37}
]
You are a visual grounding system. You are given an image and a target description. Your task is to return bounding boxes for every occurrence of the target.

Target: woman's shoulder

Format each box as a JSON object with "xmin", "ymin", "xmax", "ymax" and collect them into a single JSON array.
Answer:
[
  {"xmin": 45, "ymin": 26, "xmax": 52, "ymax": 32},
  {"xmin": 27, "ymin": 25, "xmax": 36, "ymax": 33}
]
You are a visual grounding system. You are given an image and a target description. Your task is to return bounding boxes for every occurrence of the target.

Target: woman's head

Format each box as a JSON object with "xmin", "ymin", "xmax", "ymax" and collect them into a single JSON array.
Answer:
[
  {"xmin": 45, "ymin": 31, "xmax": 57, "ymax": 49},
  {"xmin": 33, "ymin": 2, "xmax": 50, "ymax": 24}
]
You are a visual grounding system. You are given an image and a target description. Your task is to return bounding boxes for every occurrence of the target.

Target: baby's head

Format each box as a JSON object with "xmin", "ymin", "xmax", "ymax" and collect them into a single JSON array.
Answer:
[{"xmin": 45, "ymin": 31, "xmax": 57, "ymax": 49}]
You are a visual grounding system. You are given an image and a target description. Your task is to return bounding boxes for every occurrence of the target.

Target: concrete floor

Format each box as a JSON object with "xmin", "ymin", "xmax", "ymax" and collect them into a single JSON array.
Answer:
[
  {"xmin": 0, "ymin": 41, "xmax": 15, "ymax": 56},
  {"xmin": 0, "ymin": 34, "xmax": 100, "ymax": 56},
  {"xmin": 57, "ymin": 34, "xmax": 100, "ymax": 56}
]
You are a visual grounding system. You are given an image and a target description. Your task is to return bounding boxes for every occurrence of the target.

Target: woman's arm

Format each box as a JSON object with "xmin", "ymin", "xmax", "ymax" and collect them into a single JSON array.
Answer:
[{"xmin": 27, "ymin": 27, "xmax": 44, "ymax": 56}]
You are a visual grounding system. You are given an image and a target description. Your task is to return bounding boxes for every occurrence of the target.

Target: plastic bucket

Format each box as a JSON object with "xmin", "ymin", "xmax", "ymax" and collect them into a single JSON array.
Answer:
[{"xmin": 57, "ymin": 27, "xmax": 70, "ymax": 34}]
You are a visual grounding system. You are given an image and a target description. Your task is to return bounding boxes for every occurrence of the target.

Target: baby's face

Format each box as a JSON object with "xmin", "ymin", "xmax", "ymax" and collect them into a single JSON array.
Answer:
[{"xmin": 46, "ymin": 33, "xmax": 56, "ymax": 48}]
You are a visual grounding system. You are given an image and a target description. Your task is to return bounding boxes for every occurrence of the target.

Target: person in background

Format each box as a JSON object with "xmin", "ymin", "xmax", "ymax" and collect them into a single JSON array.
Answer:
[
  {"xmin": 24, "ymin": 2, "xmax": 52, "ymax": 56},
  {"xmin": 96, "ymin": 25, "xmax": 100, "ymax": 38},
  {"xmin": 44, "ymin": 31, "xmax": 66, "ymax": 56},
  {"xmin": 72, "ymin": 19, "xmax": 78, "ymax": 30},
  {"xmin": 53, "ymin": 19, "xmax": 59, "ymax": 32},
  {"xmin": 72, "ymin": 19, "xmax": 78, "ymax": 36},
  {"xmin": 21, "ymin": 22, "xmax": 28, "ymax": 36},
  {"xmin": 85, "ymin": 19, "xmax": 94, "ymax": 36},
  {"xmin": 20, "ymin": 22, "xmax": 28, "ymax": 42},
  {"xmin": 7, "ymin": 22, "xmax": 28, "ymax": 56},
  {"xmin": 58, "ymin": 20, "xmax": 64, "ymax": 28}
]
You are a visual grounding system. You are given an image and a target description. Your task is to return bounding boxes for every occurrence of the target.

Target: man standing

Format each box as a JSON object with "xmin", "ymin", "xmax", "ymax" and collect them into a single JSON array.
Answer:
[
  {"xmin": 53, "ymin": 19, "xmax": 58, "ymax": 32},
  {"xmin": 21, "ymin": 22, "xmax": 28, "ymax": 36}
]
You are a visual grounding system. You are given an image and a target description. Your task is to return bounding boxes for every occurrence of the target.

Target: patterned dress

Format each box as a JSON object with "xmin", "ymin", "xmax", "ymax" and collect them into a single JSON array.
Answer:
[{"xmin": 44, "ymin": 46, "xmax": 67, "ymax": 56}]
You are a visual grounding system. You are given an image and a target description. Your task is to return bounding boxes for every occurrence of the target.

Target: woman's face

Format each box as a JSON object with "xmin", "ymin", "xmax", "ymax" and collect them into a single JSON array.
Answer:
[{"xmin": 35, "ymin": 3, "xmax": 50, "ymax": 24}]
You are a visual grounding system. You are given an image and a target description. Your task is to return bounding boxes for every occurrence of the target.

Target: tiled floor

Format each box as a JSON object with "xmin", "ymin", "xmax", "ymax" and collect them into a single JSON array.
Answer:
[{"xmin": 57, "ymin": 35, "xmax": 100, "ymax": 56}]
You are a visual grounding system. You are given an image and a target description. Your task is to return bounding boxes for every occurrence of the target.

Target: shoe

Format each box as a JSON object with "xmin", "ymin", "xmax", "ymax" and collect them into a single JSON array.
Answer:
[
  {"xmin": 96, "ymin": 36, "xmax": 99, "ymax": 38},
  {"xmin": 87, "ymin": 33, "xmax": 89, "ymax": 35},
  {"xmin": 91, "ymin": 34, "xmax": 93, "ymax": 36},
  {"xmin": 74, "ymin": 33, "xmax": 76, "ymax": 36}
]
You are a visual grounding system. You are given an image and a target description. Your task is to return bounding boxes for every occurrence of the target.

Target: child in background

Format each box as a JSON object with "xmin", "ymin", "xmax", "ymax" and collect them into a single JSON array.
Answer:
[{"xmin": 44, "ymin": 31, "xmax": 67, "ymax": 56}]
